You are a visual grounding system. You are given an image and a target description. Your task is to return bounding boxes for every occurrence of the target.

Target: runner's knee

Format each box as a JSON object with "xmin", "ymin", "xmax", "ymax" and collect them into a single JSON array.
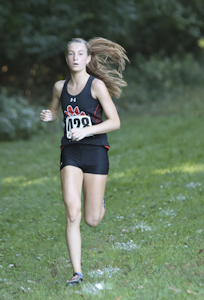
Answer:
[
  {"xmin": 64, "ymin": 201, "xmax": 81, "ymax": 223},
  {"xmin": 67, "ymin": 209, "xmax": 81, "ymax": 223},
  {"xmin": 85, "ymin": 215, "xmax": 101, "ymax": 227}
]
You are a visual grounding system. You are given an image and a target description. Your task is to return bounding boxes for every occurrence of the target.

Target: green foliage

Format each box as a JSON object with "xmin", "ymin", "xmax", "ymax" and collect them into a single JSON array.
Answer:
[
  {"xmin": 120, "ymin": 53, "xmax": 204, "ymax": 106},
  {"xmin": 0, "ymin": 89, "xmax": 43, "ymax": 141},
  {"xmin": 1, "ymin": 0, "xmax": 204, "ymax": 101},
  {"xmin": 1, "ymin": 0, "xmax": 204, "ymax": 62},
  {"xmin": 0, "ymin": 0, "xmax": 134, "ymax": 61},
  {"xmin": 127, "ymin": 0, "xmax": 204, "ymax": 56},
  {"xmin": 1, "ymin": 91, "xmax": 204, "ymax": 299},
  {"xmin": 135, "ymin": 53, "xmax": 202, "ymax": 86}
]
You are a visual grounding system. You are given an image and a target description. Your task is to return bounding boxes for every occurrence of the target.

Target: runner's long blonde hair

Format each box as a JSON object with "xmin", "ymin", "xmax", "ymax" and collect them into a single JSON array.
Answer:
[{"xmin": 66, "ymin": 37, "xmax": 129, "ymax": 98}]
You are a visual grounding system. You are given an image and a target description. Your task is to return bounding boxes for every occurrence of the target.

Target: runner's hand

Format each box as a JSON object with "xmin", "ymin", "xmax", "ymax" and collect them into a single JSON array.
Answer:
[
  {"xmin": 70, "ymin": 127, "xmax": 90, "ymax": 141},
  {"xmin": 40, "ymin": 109, "xmax": 53, "ymax": 122}
]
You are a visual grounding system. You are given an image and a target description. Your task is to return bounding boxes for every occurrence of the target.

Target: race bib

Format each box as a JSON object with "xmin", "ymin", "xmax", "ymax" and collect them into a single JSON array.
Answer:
[{"xmin": 66, "ymin": 115, "xmax": 93, "ymax": 139}]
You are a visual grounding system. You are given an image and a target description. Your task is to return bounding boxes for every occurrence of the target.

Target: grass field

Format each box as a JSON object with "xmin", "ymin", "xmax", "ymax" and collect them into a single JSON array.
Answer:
[{"xmin": 1, "ymin": 89, "xmax": 204, "ymax": 299}]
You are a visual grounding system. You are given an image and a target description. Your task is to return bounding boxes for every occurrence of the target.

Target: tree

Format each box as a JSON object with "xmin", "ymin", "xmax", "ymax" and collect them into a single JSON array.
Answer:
[{"xmin": 1, "ymin": 0, "xmax": 204, "ymax": 100}]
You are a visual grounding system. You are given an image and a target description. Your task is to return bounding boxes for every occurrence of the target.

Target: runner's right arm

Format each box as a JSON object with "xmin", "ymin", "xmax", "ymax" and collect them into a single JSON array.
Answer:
[{"xmin": 40, "ymin": 81, "xmax": 64, "ymax": 122}]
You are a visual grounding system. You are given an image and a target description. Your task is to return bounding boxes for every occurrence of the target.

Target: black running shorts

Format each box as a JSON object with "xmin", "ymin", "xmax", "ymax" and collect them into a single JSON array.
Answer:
[{"xmin": 60, "ymin": 144, "xmax": 109, "ymax": 174}]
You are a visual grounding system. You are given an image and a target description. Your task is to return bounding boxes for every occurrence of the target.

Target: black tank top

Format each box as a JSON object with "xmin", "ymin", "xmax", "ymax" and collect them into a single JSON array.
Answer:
[{"xmin": 60, "ymin": 75, "xmax": 109, "ymax": 149}]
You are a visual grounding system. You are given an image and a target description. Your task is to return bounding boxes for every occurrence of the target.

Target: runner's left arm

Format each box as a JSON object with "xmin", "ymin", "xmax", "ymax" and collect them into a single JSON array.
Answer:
[{"xmin": 70, "ymin": 79, "xmax": 120, "ymax": 141}]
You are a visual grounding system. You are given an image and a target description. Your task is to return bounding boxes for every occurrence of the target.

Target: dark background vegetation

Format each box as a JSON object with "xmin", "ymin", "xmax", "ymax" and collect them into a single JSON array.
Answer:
[{"xmin": 1, "ymin": 0, "xmax": 204, "ymax": 140}]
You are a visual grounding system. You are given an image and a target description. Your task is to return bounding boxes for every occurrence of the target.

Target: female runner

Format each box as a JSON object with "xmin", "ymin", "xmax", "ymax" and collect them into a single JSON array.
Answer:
[{"xmin": 40, "ymin": 37, "xmax": 129, "ymax": 285}]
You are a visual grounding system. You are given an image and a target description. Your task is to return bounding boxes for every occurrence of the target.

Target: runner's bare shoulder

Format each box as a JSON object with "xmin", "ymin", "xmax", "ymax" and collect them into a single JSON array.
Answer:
[{"xmin": 53, "ymin": 80, "xmax": 66, "ymax": 98}]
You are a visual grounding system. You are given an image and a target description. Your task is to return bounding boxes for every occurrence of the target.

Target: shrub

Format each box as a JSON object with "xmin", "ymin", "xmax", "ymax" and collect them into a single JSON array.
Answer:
[
  {"xmin": 0, "ymin": 89, "xmax": 43, "ymax": 141},
  {"xmin": 119, "ymin": 53, "xmax": 204, "ymax": 107}
]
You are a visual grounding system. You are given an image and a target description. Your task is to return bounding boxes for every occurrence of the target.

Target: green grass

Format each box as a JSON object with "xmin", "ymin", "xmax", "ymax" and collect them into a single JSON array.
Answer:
[{"xmin": 1, "ymin": 88, "xmax": 204, "ymax": 299}]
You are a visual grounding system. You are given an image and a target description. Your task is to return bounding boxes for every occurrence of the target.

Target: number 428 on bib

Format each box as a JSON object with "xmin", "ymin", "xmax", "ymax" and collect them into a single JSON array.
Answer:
[{"xmin": 66, "ymin": 115, "xmax": 93, "ymax": 139}]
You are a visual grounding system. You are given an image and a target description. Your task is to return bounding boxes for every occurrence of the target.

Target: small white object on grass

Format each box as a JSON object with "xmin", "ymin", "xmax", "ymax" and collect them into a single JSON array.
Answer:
[{"xmin": 95, "ymin": 283, "xmax": 103, "ymax": 290}]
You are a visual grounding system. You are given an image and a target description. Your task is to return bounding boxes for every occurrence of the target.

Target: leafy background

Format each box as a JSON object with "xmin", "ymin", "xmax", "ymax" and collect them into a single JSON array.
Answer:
[
  {"xmin": 1, "ymin": 0, "xmax": 204, "ymax": 101},
  {"xmin": 1, "ymin": 0, "xmax": 204, "ymax": 140}
]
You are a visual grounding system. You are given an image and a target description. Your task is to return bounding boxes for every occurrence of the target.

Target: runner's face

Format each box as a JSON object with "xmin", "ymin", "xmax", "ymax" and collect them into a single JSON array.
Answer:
[{"xmin": 66, "ymin": 43, "xmax": 90, "ymax": 72}]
